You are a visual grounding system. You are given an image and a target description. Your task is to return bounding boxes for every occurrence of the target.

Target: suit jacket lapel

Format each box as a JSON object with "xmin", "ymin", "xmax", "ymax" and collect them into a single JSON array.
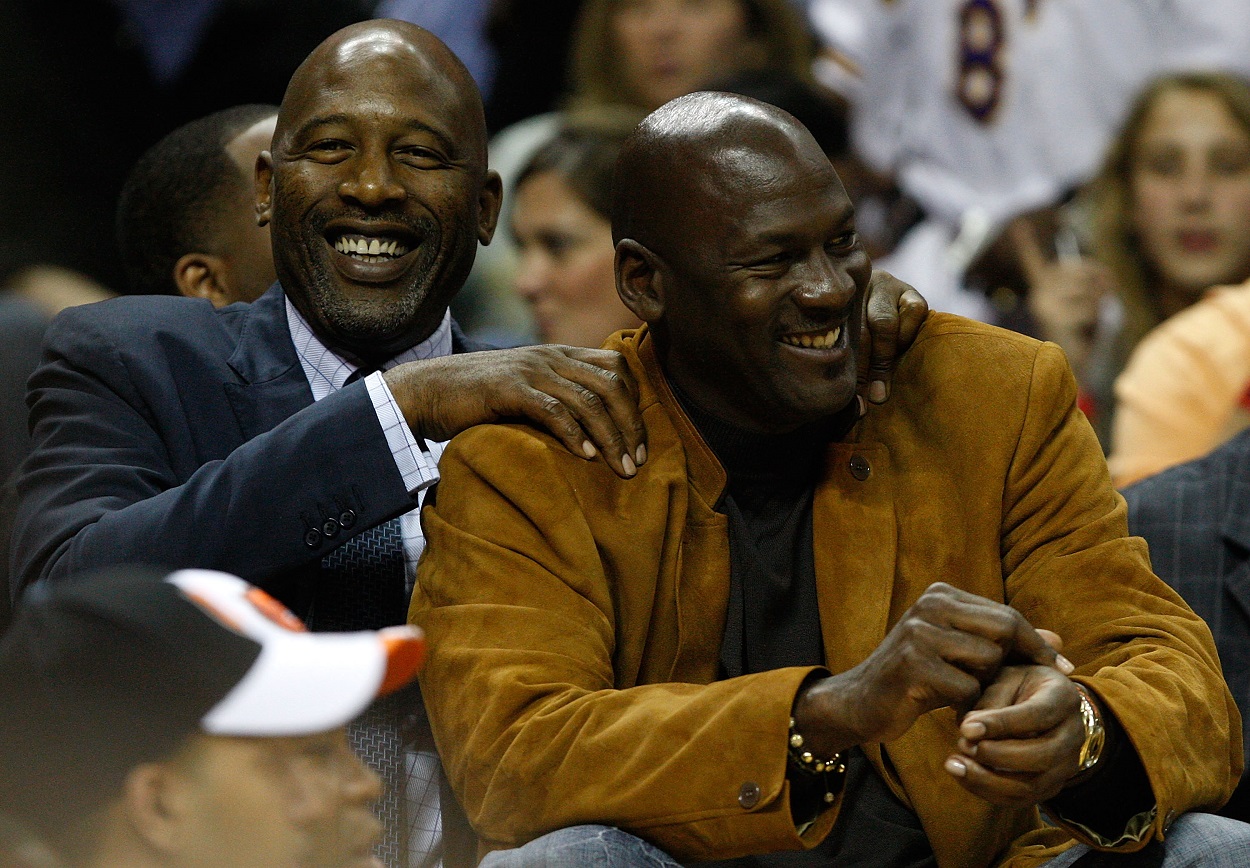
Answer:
[{"xmin": 223, "ymin": 283, "xmax": 315, "ymax": 441}]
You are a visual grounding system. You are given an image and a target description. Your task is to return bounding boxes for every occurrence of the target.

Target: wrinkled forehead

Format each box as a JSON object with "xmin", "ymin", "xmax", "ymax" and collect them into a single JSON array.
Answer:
[{"xmin": 277, "ymin": 29, "xmax": 485, "ymax": 157}]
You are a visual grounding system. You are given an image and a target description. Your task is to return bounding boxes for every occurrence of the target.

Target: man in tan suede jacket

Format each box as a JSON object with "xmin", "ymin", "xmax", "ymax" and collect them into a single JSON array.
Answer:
[{"xmin": 413, "ymin": 93, "xmax": 1249, "ymax": 868}]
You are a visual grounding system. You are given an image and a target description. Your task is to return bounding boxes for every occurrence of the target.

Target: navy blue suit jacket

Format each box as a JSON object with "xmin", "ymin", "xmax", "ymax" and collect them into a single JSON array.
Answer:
[
  {"xmin": 1124, "ymin": 429, "xmax": 1250, "ymax": 819},
  {"xmin": 9, "ymin": 283, "xmax": 480, "ymax": 621}
]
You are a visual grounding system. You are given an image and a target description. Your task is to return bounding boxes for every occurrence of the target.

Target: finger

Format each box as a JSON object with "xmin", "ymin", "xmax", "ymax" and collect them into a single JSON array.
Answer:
[
  {"xmin": 860, "ymin": 271, "xmax": 903, "ymax": 404},
  {"xmin": 944, "ymin": 753, "xmax": 1065, "ymax": 806},
  {"xmin": 511, "ymin": 385, "xmax": 617, "ymax": 471},
  {"xmin": 917, "ymin": 584, "xmax": 1073, "ymax": 674},
  {"xmin": 960, "ymin": 672, "xmax": 1079, "ymax": 743},
  {"xmin": 1036, "ymin": 629, "xmax": 1063, "ymax": 654},
  {"xmin": 555, "ymin": 348, "xmax": 648, "ymax": 468},
  {"xmin": 1007, "ymin": 219, "xmax": 1049, "ymax": 285},
  {"xmin": 959, "ymin": 726, "xmax": 1079, "ymax": 775}
]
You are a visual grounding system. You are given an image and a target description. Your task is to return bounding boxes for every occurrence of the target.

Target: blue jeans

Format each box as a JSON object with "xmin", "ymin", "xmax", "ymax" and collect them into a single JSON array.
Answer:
[{"xmin": 479, "ymin": 814, "xmax": 1250, "ymax": 867}]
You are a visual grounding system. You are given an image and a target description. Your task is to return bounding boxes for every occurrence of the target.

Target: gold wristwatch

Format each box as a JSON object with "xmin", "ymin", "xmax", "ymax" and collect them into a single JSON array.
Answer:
[{"xmin": 1075, "ymin": 685, "xmax": 1106, "ymax": 773}]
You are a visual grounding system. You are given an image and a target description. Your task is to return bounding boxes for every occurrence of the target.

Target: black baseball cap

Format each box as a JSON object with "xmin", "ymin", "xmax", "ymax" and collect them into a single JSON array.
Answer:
[{"xmin": 0, "ymin": 568, "xmax": 425, "ymax": 836}]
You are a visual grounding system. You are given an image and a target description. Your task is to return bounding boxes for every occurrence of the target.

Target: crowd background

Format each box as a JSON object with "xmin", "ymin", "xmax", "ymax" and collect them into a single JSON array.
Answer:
[{"xmin": 6, "ymin": 1, "xmax": 1250, "ymax": 864}]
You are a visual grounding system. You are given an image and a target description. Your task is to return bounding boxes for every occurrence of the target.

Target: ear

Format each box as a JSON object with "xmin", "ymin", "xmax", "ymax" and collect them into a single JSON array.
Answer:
[
  {"xmin": 118, "ymin": 762, "xmax": 188, "ymax": 856},
  {"xmin": 255, "ymin": 151, "xmax": 274, "ymax": 228},
  {"xmin": 476, "ymin": 170, "xmax": 504, "ymax": 245},
  {"xmin": 615, "ymin": 238, "xmax": 666, "ymax": 323},
  {"xmin": 173, "ymin": 253, "xmax": 233, "ymax": 308}
]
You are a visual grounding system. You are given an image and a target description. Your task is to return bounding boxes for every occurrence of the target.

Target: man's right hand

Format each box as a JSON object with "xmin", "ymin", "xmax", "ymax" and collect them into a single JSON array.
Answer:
[
  {"xmin": 383, "ymin": 346, "xmax": 647, "ymax": 479},
  {"xmin": 792, "ymin": 583, "xmax": 1073, "ymax": 754}
]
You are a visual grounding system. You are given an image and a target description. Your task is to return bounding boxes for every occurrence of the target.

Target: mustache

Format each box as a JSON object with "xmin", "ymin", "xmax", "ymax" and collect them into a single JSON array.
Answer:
[{"xmin": 310, "ymin": 208, "xmax": 437, "ymax": 238}]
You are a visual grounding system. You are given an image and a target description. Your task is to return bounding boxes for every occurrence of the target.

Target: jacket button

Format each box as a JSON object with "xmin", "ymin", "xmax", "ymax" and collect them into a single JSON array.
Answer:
[
  {"xmin": 849, "ymin": 454, "xmax": 871, "ymax": 481},
  {"xmin": 322, "ymin": 518, "xmax": 340, "ymax": 538},
  {"xmin": 339, "ymin": 509, "xmax": 357, "ymax": 529},
  {"xmin": 303, "ymin": 528, "xmax": 322, "ymax": 548},
  {"xmin": 738, "ymin": 781, "xmax": 761, "ymax": 810}
]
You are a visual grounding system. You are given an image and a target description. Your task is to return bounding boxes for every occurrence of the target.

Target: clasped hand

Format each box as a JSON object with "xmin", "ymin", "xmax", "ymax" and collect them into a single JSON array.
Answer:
[{"xmin": 795, "ymin": 583, "xmax": 1088, "ymax": 806}]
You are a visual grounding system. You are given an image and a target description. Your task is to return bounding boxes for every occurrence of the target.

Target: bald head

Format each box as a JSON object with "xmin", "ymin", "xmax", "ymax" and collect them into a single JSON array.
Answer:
[
  {"xmin": 612, "ymin": 92, "xmax": 831, "ymax": 259},
  {"xmin": 275, "ymin": 20, "xmax": 488, "ymax": 166}
]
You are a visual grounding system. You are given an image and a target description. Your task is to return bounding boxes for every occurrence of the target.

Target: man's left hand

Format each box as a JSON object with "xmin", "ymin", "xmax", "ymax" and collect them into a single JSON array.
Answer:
[
  {"xmin": 859, "ymin": 270, "xmax": 929, "ymax": 404},
  {"xmin": 943, "ymin": 664, "xmax": 1086, "ymax": 805}
]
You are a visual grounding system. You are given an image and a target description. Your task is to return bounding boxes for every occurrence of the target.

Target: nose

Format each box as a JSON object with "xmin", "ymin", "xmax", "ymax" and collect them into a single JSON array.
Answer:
[
  {"xmin": 1178, "ymin": 164, "xmax": 1214, "ymax": 211},
  {"xmin": 338, "ymin": 148, "xmax": 406, "ymax": 209},
  {"xmin": 512, "ymin": 248, "xmax": 550, "ymax": 303},
  {"xmin": 791, "ymin": 250, "xmax": 859, "ymax": 312}
]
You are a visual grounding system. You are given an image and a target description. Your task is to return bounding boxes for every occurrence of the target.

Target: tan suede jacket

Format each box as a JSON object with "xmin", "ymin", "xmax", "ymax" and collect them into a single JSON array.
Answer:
[{"xmin": 413, "ymin": 314, "xmax": 1241, "ymax": 867}]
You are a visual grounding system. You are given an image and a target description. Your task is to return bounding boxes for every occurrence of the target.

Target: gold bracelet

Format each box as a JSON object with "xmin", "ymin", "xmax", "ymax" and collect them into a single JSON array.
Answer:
[
  {"xmin": 1074, "ymin": 685, "xmax": 1106, "ymax": 773},
  {"xmin": 788, "ymin": 717, "xmax": 848, "ymax": 804}
]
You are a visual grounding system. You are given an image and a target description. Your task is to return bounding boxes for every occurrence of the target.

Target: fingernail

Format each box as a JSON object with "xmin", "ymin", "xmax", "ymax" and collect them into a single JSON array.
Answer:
[
  {"xmin": 944, "ymin": 757, "xmax": 967, "ymax": 777},
  {"xmin": 582, "ymin": 440, "xmax": 597, "ymax": 458},
  {"xmin": 961, "ymin": 720, "xmax": 986, "ymax": 740},
  {"xmin": 1056, "ymin": 655, "xmax": 1075, "ymax": 675},
  {"xmin": 856, "ymin": 395, "xmax": 867, "ymax": 418},
  {"xmin": 635, "ymin": 443, "xmax": 647, "ymax": 465},
  {"xmin": 622, "ymin": 453, "xmax": 636, "ymax": 476},
  {"xmin": 869, "ymin": 380, "xmax": 887, "ymax": 403}
]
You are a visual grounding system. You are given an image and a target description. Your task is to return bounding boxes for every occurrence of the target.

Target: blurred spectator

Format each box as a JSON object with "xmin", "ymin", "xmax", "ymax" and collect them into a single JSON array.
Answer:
[
  {"xmin": 0, "ymin": 0, "xmax": 369, "ymax": 296},
  {"xmin": 1108, "ymin": 278, "xmax": 1250, "ymax": 487},
  {"xmin": 567, "ymin": 0, "xmax": 812, "ymax": 115},
  {"xmin": 461, "ymin": 0, "xmax": 819, "ymax": 344},
  {"xmin": 1075, "ymin": 72, "xmax": 1250, "ymax": 455},
  {"xmin": 117, "ymin": 105, "xmax": 279, "ymax": 306},
  {"xmin": 0, "ymin": 567, "xmax": 425, "ymax": 867},
  {"xmin": 807, "ymin": 0, "xmax": 1250, "ymax": 325},
  {"xmin": 511, "ymin": 114, "xmax": 642, "ymax": 348}
]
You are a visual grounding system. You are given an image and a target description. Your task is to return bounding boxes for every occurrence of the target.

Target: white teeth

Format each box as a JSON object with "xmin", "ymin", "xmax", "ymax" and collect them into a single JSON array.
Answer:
[
  {"xmin": 781, "ymin": 327, "xmax": 841, "ymax": 349},
  {"xmin": 333, "ymin": 235, "xmax": 410, "ymax": 258}
]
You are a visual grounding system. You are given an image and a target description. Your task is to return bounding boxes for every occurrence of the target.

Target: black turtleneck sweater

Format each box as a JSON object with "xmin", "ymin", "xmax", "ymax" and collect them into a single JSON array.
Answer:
[{"xmin": 673, "ymin": 387, "xmax": 935, "ymax": 868}]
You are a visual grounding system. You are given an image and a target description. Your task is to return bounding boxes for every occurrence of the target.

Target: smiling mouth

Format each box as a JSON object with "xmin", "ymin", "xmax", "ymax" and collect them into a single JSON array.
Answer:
[
  {"xmin": 780, "ymin": 326, "xmax": 841, "ymax": 349},
  {"xmin": 332, "ymin": 233, "xmax": 412, "ymax": 261}
]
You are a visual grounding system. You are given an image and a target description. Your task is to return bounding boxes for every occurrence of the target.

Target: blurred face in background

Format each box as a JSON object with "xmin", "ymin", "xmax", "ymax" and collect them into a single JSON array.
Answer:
[
  {"xmin": 511, "ymin": 171, "xmax": 637, "ymax": 347},
  {"xmin": 611, "ymin": 0, "xmax": 760, "ymax": 110},
  {"xmin": 1130, "ymin": 86, "xmax": 1250, "ymax": 310}
]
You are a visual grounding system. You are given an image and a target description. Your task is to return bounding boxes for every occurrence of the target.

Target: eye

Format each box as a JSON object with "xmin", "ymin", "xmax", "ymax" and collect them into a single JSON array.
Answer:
[
  {"xmin": 1210, "ymin": 148, "xmax": 1250, "ymax": 176},
  {"xmin": 826, "ymin": 231, "xmax": 859, "ymax": 253},
  {"xmin": 748, "ymin": 251, "xmax": 791, "ymax": 270},
  {"xmin": 305, "ymin": 139, "xmax": 351, "ymax": 163},
  {"xmin": 1140, "ymin": 152, "xmax": 1182, "ymax": 178},
  {"xmin": 398, "ymin": 146, "xmax": 449, "ymax": 169}
]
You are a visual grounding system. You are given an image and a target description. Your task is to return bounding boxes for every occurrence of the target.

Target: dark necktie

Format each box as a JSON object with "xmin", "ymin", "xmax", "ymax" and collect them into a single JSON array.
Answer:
[{"xmin": 313, "ymin": 366, "xmax": 416, "ymax": 866}]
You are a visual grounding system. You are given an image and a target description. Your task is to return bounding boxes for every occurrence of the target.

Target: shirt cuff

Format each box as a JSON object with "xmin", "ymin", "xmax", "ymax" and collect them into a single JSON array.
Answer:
[{"xmin": 365, "ymin": 371, "xmax": 440, "ymax": 495}]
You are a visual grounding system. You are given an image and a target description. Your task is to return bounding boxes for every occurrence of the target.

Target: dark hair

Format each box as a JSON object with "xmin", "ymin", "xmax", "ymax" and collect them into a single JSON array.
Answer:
[
  {"xmin": 515, "ymin": 109, "xmax": 645, "ymax": 220},
  {"xmin": 116, "ymin": 104, "xmax": 278, "ymax": 295}
]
